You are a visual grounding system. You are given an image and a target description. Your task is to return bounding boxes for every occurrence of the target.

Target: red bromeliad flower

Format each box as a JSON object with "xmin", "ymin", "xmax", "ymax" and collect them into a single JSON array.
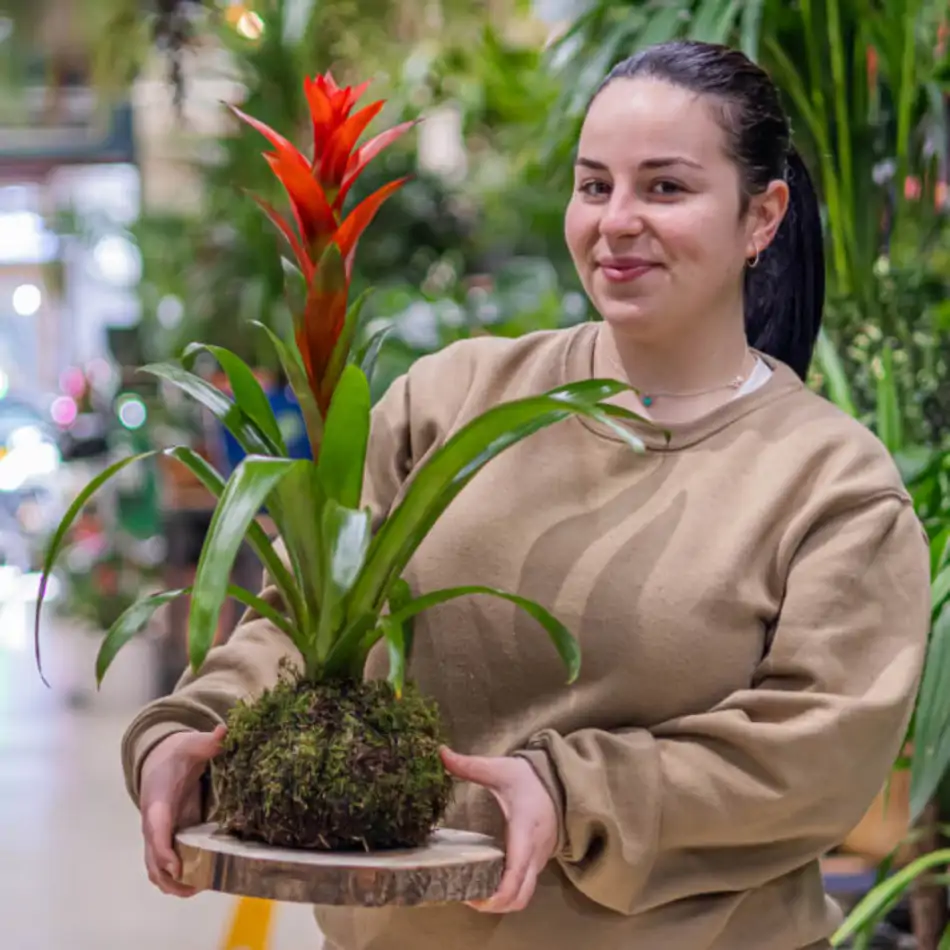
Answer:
[{"xmin": 230, "ymin": 72, "xmax": 415, "ymax": 413}]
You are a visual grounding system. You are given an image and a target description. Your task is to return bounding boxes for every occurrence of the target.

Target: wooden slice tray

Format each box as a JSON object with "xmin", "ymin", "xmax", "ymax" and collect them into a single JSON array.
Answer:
[{"xmin": 175, "ymin": 823, "xmax": 505, "ymax": 907}]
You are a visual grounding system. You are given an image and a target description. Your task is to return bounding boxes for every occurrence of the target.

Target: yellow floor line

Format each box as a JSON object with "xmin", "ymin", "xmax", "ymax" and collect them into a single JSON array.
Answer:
[{"xmin": 220, "ymin": 896, "xmax": 275, "ymax": 950}]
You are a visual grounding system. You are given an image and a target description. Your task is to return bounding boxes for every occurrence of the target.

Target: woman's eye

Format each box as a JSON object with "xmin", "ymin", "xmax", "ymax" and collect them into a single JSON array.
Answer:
[
  {"xmin": 649, "ymin": 180, "xmax": 685, "ymax": 197},
  {"xmin": 578, "ymin": 180, "xmax": 611, "ymax": 198}
]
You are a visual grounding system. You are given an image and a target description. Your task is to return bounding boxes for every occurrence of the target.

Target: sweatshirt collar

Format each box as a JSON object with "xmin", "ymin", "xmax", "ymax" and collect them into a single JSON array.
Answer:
[{"xmin": 563, "ymin": 321, "xmax": 804, "ymax": 452}]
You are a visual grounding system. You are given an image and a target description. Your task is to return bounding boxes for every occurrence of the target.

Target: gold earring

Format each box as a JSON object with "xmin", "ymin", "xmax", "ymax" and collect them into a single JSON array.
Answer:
[{"xmin": 747, "ymin": 247, "xmax": 761, "ymax": 269}]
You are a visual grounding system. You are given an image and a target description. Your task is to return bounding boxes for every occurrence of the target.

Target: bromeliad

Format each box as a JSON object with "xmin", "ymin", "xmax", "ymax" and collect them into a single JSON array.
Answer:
[
  {"xmin": 34, "ymin": 71, "xmax": 650, "ymax": 852},
  {"xmin": 229, "ymin": 71, "xmax": 417, "ymax": 425}
]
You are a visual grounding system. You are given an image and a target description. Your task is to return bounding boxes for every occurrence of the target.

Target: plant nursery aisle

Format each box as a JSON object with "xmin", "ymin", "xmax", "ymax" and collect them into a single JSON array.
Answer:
[{"xmin": 0, "ymin": 603, "xmax": 321, "ymax": 950}]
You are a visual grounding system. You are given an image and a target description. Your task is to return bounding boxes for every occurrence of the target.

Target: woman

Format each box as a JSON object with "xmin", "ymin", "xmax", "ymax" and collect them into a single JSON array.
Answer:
[{"xmin": 121, "ymin": 41, "xmax": 930, "ymax": 950}]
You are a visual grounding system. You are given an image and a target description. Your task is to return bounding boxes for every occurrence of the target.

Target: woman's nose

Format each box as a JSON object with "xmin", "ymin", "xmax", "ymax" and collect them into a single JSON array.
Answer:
[{"xmin": 599, "ymin": 198, "xmax": 646, "ymax": 239}]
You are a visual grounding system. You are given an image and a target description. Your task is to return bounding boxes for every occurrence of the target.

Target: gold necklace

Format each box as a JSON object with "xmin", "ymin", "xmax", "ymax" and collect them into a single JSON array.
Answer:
[{"xmin": 603, "ymin": 348, "xmax": 754, "ymax": 408}]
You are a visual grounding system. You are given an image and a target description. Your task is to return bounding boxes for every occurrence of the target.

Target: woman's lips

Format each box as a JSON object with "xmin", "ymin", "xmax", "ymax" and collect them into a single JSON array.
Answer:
[{"xmin": 598, "ymin": 260, "xmax": 658, "ymax": 283}]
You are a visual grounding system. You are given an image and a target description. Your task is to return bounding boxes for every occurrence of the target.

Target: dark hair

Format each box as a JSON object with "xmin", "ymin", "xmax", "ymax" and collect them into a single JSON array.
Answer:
[{"xmin": 594, "ymin": 41, "xmax": 825, "ymax": 380}]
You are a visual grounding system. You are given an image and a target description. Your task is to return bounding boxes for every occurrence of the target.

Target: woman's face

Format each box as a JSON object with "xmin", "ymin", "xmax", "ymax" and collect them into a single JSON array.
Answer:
[{"xmin": 565, "ymin": 77, "xmax": 787, "ymax": 343}]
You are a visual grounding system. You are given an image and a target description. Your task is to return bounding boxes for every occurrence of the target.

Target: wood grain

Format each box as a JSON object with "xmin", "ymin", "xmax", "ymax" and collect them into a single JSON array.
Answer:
[{"xmin": 175, "ymin": 823, "xmax": 505, "ymax": 907}]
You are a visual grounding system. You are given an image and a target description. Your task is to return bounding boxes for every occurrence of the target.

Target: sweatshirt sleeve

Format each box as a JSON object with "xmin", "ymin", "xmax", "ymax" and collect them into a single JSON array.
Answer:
[
  {"xmin": 120, "ymin": 370, "xmax": 416, "ymax": 808},
  {"xmin": 516, "ymin": 492, "xmax": 930, "ymax": 915}
]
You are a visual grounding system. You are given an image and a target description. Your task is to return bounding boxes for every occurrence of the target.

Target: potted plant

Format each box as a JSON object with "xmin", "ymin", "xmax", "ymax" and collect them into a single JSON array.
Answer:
[{"xmin": 34, "ymin": 71, "xmax": 646, "ymax": 855}]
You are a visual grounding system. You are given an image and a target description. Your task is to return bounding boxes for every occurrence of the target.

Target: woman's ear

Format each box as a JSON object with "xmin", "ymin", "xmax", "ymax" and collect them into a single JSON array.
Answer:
[{"xmin": 746, "ymin": 179, "xmax": 790, "ymax": 260}]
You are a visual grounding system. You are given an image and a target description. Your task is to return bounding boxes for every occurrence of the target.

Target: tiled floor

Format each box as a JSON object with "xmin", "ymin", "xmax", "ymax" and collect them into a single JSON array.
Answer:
[{"xmin": 0, "ymin": 603, "xmax": 320, "ymax": 950}]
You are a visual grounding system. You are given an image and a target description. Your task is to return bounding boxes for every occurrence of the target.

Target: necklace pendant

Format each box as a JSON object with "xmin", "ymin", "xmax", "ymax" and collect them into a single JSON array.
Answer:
[{"xmin": 642, "ymin": 395, "xmax": 654, "ymax": 407}]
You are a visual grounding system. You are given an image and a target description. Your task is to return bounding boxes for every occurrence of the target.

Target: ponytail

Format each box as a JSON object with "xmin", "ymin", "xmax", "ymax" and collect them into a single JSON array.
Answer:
[{"xmin": 743, "ymin": 147, "xmax": 826, "ymax": 380}]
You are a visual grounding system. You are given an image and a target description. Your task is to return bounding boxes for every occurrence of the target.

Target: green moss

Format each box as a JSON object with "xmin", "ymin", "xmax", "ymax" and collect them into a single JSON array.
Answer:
[{"xmin": 210, "ymin": 668, "xmax": 453, "ymax": 850}]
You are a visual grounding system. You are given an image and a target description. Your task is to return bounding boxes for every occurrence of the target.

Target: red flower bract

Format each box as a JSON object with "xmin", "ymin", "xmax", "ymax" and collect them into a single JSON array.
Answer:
[{"xmin": 231, "ymin": 71, "xmax": 415, "ymax": 412}]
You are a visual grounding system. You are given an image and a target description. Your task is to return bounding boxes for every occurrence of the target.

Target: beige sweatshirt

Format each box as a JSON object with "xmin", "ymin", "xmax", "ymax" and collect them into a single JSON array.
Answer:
[{"xmin": 121, "ymin": 321, "xmax": 931, "ymax": 950}]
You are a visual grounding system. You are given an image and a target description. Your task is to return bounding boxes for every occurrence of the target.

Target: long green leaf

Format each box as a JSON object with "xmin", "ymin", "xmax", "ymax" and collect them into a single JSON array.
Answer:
[
  {"xmin": 182, "ymin": 343, "xmax": 286, "ymax": 454},
  {"xmin": 163, "ymin": 446, "xmax": 304, "ymax": 629},
  {"xmin": 321, "ymin": 287, "xmax": 372, "ymax": 406},
  {"xmin": 832, "ymin": 849, "xmax": 950, "ymax": 945},
  {"xmin": 316, "ymin": 501, "xmax": 372, "ymax": 666},
  {"xmin": 356, "ymin": 325, "xmax": 392, "ymax": 384},
  {"xmin": 388, "ymin": 577, "xmax": 415, "ymax": 669},
  {"xmin": 739, "ymin": 0, "xmax": 765, "ymax": 60},
  {"xmin": 814, "ymin": 329, "xmax": 858, "ymax": 417},
  {"xmin": 876, "ymin": 345, "xmax": 903, "ymax": 454},
  {"xmin": 251, "ymin": 320, "xmax": 323, "ymax": 457},
  {"xmin": 381, "ymin": 615, "xmax": 406, "ymax": 697},
  {"xmin": 141, "ymin": 362, "xmax": 278, "ymax": 456},
  {"xmin": 910, "ymin": 602, "xmax": 950, "ymax": 819},
  {"xmin": 95, "ymin": 584, "xmax": 294, "ymax": 685},
  {"xmin": 689, "ymin": 0, "xmax": 742, "ymax": 44},
  {"xmin": 188, "ymin": 456, "xmax": 302, "ymax": 673},
  {"xmin": 34, "ymin": 450, "xmax": 158, "ymax": 683},
  {"xmin": 347, "ymin": 380, "xmax": 642, "ymax": 620},
  {"xmin": 389, "ymin": 585, "xmax": 581, "ymax": 683},
  {"xmin": 316, "ymin": 364, "xmax": 371, "ymax": 509}
]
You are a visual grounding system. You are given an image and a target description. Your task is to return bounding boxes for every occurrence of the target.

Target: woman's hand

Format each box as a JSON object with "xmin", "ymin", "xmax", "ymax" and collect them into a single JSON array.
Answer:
[
  {"xmin": 440, "ymin": 747, "xmax": 559, "ymax": 914},
  {"xmin": 139, "ymin": 725, "xmax": 227, "ymax": 898}
]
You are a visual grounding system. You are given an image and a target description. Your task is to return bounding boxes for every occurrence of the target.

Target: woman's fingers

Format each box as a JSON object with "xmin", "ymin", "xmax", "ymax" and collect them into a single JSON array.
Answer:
[
  {"xmin": 142, "ymin": 800, "xmax": 197, "ymax": 897},
  {"xmin": 469, "ymin": 814, "xmax": 533, "ymax": 913},
  {"xmin": 510, "ymin": 864, "xmax": 540, "ymax": 913},
  {"xmin": 142, "ymin": 799, "xmax": 178, "ymax": 876}
]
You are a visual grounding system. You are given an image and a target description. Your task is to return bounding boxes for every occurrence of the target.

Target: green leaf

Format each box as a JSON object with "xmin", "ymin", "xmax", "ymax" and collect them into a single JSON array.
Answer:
[
  {"xmin": 316, "ymin": 501, "xmax": 372, "ymax": 665},
  {"xmin": 321, "ymin": 287, "xmax": 372, "ymax": 406},
  {"xmin": 689, "ymin": 0, "xmax": 742, "ymax": 44},
  {"xmin": 316, "ymin": 364, "xmax": 371, "ymax": 509},
  {"xmin": 381, "ymin": 615, "xmax": 406, "ymax": 697},
  {"xmin": 182, "ymin": 343, "xmax": 286, "ymax": 454},
  {"xmin": 356, "ymin": 324, "xmax": 392, "ymax": 383},
  {"xmin": 814, "ymin": 329, "xmax": 858, "ymax": 417},
  {"xmin": 739, "ymin": 0, "xmax": 765, "ymax": 60},
  {"xmin": 388, "ymin": 585, "xmax": 580, "ymax": 684},
  {"xmin": 34, "ymin": 450, "xmax": 158, "ymax": 684},
  {"xmin": 95, "ymin": 584, "xmax": 293, "ymax": 686},
  {"xmin": 189, "ymin": 456, "xmax": 302, "ymax": 673},
  {"xmin": 270, "ymin": 460, "xmax": 324, "ymax": 637},
  {"xmin": 251, "ymin": 320, "xmax": 323, "ymax": 456},
  {"xmin": 388, "ymin": 577, "xmax": 415, "ymax": 668},
  {"xmin": 347, "ymin": 379, "xmax": 642, "ymax": 619},
  {"xmin": 876, "ymin": 345, "xmax": 903, "ymax": 454},
  {"xmin": 931, "ymin": 563, "xmax": 950, "ymax": 618},
  {"xmin": 140, "ymin": 362, "xmax": 278, "ymax": 456},
  {"xmin": 910, "ymin": 602, "xmax": 950, "ymax": 820},
  {"xmin": 163, "ymin": 446, "xmax": 305, "ymax": 631},
  {"xmin": 281, "ymin": 256, "xmax": 307, "ymax": 315},
  {"xmin": 932, "ymin": 527, "xmax": 950, "ymax": 577},
  {"xmin": 832, "ymin": 849, "xmax": 950, "ymax": 945}
]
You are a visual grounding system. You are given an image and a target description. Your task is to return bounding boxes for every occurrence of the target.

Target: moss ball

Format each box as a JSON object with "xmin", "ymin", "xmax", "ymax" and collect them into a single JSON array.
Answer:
[{"xmin": 210, "ymin": 673, "xmax": 453, "ymax": 851}]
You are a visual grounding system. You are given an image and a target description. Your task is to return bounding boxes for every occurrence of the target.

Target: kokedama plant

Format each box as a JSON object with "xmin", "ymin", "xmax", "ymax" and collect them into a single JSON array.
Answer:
[{"xmin": 34, "ymin": 71, "xmax": 647, "ymax": 852}]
